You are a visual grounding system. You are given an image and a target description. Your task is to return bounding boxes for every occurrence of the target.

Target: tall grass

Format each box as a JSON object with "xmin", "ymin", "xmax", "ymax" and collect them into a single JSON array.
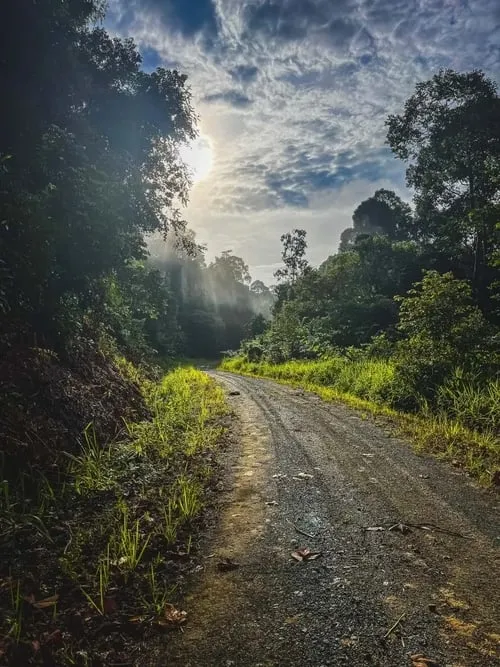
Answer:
[
  {"xmin": 125, "ymin": 367, "xmax": 228, "ymax": 458},
  {"xmin": 221, "ymin": 356, "xmax": 499, "ymax": 486},
  {"xmin": 222, "ymin": 357, "xmax": 395, "ymax": 404}
]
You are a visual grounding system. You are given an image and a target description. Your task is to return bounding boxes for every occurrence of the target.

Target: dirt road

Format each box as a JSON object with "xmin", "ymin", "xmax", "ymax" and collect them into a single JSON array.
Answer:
[{"xmin": 159, "ymin": 372, "xmax": 500, "ymax": 667}]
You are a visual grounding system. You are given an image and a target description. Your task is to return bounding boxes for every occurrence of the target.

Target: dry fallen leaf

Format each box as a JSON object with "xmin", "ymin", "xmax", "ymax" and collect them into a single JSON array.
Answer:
[
  {"xmin": 410, "ymin": 654, "xmax": 440, "ymax": 667},
  {"xmin": 217, "ymin": 558, "xmax": 240, "ymax": 572},
  {"xmin": 291, "ymin": 547, "xmax": 322, "ymax": 562},
  {"xmin": 284, "ymin": 614, "xmax": 303, "ymax": 624},
  {"xmin": 31, "ymin": 594, "xmax": 59, "ymax": 609},
  {"xmin": 158, "ymin": 604, "xmax": 187, "ymax": 626}
]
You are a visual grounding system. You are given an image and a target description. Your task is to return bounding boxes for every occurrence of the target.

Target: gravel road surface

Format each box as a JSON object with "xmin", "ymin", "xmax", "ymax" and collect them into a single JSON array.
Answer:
[{"xmin": 158, "ymin": 372, "xmax": 500, "ymax": 667}]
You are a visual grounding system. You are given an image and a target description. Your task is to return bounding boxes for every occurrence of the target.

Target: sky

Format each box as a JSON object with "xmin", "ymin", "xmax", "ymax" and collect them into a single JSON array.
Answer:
[{"xmin": 106, "ymin": 0, "xmax": 500, "ymax": 284}]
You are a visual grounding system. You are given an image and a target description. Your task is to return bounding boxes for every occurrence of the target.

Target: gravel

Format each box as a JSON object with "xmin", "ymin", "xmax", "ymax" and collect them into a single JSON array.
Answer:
[{"xmin": 152, "ymin": 372, "xmax": 500, "ymax": 667}]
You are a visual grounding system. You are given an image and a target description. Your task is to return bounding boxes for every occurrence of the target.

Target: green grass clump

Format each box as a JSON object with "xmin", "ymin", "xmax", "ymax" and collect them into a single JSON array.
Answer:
[
  {"xmin": 221, "ymin": 356, "xmax": 499, "ymax": 486},
  {"xmin": 1, "ymin": 364, "xmax": 229, "ymax": 658},
  {"xmin": 222, "ymin": 356, "xmax": 394, "ymax": 403},
  {"xmin": 125, "ymin": 367, "xmax": 228, "ymax": 458}
]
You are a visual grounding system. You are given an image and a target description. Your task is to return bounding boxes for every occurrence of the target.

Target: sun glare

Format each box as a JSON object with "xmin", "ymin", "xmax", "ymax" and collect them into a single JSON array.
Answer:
[{"xmin": 180, "ymin": 135, "xmax": 214, "ymax": 184}]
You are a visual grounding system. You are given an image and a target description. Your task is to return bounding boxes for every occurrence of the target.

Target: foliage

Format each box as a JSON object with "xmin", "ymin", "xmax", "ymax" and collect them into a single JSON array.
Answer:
[
  {"xmin": 339, "ymin": 189, "xmax": 413, "ymax": 251},
  {"xmin": 386, "ymin": 69, "xmax": 500, "ymax": 303},
  {"xmin": 0, "ymin": 364, "xmax": 229, "ymax": 662},
  {"xmin": 392, "ymin": 271, "xmax": 498, "ymax": 409},
  {"xmin": 221, "ymin": 356, "xmax": 499, "ymax": 486},
  {"xmin": 274, "ymin": 229, "xmax": 309, "ymax": 285},
  {"xmin": 1, "ymin": 0, "xmax": 198, "ymax": 349}
]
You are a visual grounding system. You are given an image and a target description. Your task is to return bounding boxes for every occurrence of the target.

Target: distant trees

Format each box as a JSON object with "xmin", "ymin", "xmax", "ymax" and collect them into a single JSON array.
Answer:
[
  {"xmin": 339, "ymin": 189, "xmax": 413, "ymax": 251},
  {"xmin": 241, "ymin": 68, "xmax": 500, "ymax": 391}
]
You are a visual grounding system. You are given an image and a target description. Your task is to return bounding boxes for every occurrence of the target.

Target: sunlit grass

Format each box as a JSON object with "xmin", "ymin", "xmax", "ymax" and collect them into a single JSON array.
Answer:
[
  {"xmin": 221, "ymin": 357, "xmax": 499, "ymax": 486},
  {"xmin": 125, "ymin": 367, "xmax": 228, "ymax": 458},
  {"xmin": 1, "ymin": 363, "xmax": 229, "ymax": 650}
]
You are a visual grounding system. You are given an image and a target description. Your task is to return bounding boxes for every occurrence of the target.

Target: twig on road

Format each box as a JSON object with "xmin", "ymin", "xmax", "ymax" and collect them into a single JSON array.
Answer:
[
  {"xmin": 363, "ymin": 521, "xmax": 474, "ymax": 540},
  {"xmin": 383, "ymin": 612, "xmax": 405, "ymax": 639},
  {"xmin": 287, "ymin": 519, "xmax": 316, "ymax": 539},
  {"xmin": 403, "ymin": 522, "xmax": 474, "ymax": 540}
]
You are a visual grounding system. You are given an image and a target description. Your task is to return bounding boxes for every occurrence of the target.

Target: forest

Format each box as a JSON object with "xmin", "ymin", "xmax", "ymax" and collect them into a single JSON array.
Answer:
[
  {"xmin": 0, "ymin": 0, "xmax": 499, "ymax": 664},
  {"xmin": 225, "ymin": 68, "xmax": 500, "ymax": 483}
]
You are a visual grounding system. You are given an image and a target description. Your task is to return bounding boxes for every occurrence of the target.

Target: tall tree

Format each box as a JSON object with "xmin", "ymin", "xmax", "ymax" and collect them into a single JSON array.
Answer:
[
  {"xmin": 339, "ymin": 189, "xmax": 413, "ymax": 251},
  {"xmin": 386, "ymin": 69, "xmax": 500, "ymax": 296},
  {"xmin": 274, "ymin": 229, "xmax": 308, "ymax": 283}
]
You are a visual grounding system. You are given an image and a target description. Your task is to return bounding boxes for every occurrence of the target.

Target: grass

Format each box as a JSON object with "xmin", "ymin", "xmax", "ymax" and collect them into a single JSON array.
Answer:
[
  {"xmin": 79, "ymin": 544, "xmax": 111, "ymax": 615},
  {"xmin": 7, "ymin": 579, "xmax": 23, "ymax": 643},
  {"xmin": 124, "ymin": 366, "xmax": 227, "ymax": 458},
  {"xmin": 113, "ymin": 505, "xmax": 151, "ymax": 578},
  {"xmin": 221, "ymin": 356, "xmax": 499, "ymax": 487},
  {"xmin": 0, "ymin": 363, "xmax": 229, "ymax": 664}
]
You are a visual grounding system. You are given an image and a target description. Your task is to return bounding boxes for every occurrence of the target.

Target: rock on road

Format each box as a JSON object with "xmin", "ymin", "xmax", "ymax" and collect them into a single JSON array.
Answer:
[{"xmin": 159, "ymin": 372, "xmax": 500, "ymax": 667}]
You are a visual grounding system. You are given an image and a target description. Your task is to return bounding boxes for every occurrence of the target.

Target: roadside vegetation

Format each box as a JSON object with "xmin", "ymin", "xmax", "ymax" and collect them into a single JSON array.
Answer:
[
  {"xmin": 223, "ymin": 69, "xmax": 500, "ymax": 487},
  {"xmin": 0, "ymin": 363, "xmax": 228, "ymax": 664},
  {"xmin": 0, "ymin": 4, "xmax": 263, "ymax": 662},
  {"xmin": 221, "ymin": 356, "xmax": 498, "ymax": 485}
]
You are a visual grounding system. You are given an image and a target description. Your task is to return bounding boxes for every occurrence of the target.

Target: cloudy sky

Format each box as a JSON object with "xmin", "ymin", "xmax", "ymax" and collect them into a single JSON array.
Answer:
[{"xmin": 107, "ymin": 0, "xmax": 500, "ymax": 283}]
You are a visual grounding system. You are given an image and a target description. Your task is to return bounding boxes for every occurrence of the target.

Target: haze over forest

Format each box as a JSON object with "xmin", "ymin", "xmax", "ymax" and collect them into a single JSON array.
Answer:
[{"xmin": 106, "ymin": 0, "xmax": 500, "ymax": 282}]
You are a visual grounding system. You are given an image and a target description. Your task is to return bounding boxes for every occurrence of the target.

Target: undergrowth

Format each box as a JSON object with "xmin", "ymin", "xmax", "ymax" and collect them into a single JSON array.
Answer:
[
  {"xmin": 221, "ymin": 356, "xmax": 499, "ymax": 487},
  {"xmin": 0, "ymin": 362, "xmax": 228, "ymax": 665}
]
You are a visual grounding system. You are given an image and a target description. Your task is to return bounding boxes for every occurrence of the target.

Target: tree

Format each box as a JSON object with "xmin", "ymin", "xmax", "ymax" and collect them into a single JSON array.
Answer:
[
  {"xmin": 274, "ymin": 229, "xmax": 309, "ymax": 283},
  {"xmin": 392, "ymin": 271, "xmax": 496, "ymax": 407},
  {"xmin": 0, "ymin": 1, "xmax": 197, "ymax": 348},
  {"xmin": 386, "ymin": 69, "xmax": 500, "ymax": 294},
  {"xmin": 339, "ymin": 189, "xmax": 413, "ymax": 251},
  {"xmin": 208, "ymin": 251, "xmax": 251, "ymax": 285}
]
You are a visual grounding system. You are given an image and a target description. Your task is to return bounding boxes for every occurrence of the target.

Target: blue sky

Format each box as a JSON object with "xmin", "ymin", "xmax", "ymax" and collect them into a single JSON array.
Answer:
[{"xmin": 106, "ymin": 0, "xmax": 500, "ymax": 283}]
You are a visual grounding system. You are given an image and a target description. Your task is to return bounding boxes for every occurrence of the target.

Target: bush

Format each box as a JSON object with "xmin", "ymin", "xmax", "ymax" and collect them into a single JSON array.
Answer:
[
  {"xmin": 436, "ymin": 372, "xmax": 500, "ymax": 435},
  {"xmin": 392, "ymin": 271, "xmax": 497, "ymax": 409}
]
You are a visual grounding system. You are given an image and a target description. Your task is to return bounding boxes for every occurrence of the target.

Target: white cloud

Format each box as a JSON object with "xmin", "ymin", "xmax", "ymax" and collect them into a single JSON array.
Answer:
[{"xmin": 106, "ymin": 0, "xmax": 500, "ymax": 281}]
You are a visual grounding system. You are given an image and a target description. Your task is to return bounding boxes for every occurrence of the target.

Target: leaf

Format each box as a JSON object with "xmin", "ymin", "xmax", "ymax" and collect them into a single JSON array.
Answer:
[
  {"xmin": 284, "ymin": 614, "xmax": 303, "ymax": 624},
  {"xmin": 410, "ymin": 655, "xmax": 440, "ymax": 667},
  {"xmin": 291, "ymin": 548, "xmax": 322, "ymax": 562},
  {"xmin": 158, "ymin": 604, "xmax": 187, "ymax": 626},
  {"xmin": 366, "ymin": 526, "xmax": 385, "ymax": 532},
  {"xmin": 32, "ymin": 594, "xmax": 59, "ymax": 609}
]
